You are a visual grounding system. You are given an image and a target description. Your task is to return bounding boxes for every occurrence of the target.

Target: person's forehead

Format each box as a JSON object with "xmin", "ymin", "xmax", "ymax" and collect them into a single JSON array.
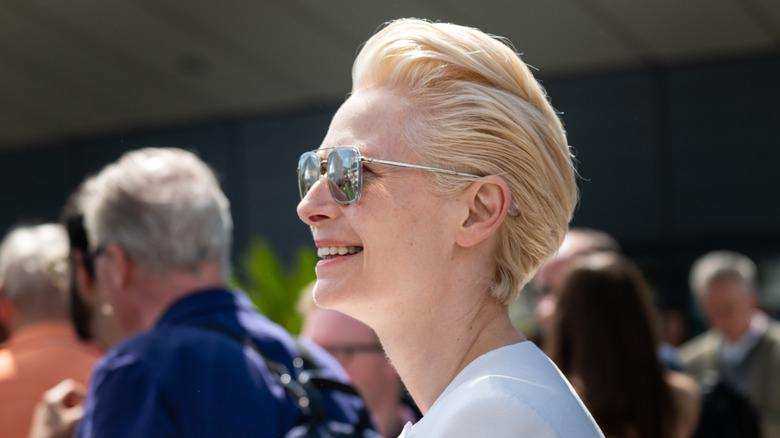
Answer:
[
  {"xmin": 319, "ymin": 88, "xmax": 410, "ymax": 158},
  {"xmin": 705, "ymin": 275, "xmax": 750, "ymax": 297}
]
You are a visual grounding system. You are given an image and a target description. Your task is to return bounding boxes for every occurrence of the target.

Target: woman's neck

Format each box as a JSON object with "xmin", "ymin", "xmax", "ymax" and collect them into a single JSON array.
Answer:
[{"xmin": 374, "ymin": 293, "xmax": 525, "ymax": 414}]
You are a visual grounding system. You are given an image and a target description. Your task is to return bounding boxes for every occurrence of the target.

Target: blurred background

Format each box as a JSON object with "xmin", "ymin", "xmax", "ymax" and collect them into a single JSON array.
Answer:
[{"xmin": 1, "ymin": 0, "xmax": 778, "ymax": 341}]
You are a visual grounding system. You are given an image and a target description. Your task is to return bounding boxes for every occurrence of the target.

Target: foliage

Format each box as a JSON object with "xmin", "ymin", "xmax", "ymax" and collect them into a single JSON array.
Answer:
[{"xmin": 231, "ymin": 238, "xmax": 317, "ymax": 334}]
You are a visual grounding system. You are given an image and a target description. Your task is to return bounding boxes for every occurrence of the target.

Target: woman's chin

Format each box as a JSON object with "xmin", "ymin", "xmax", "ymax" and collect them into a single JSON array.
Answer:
[
  {"xmin": 311, "ymin": 280, "xmax": 347, "ymax": 310},
  {"xmin": 312, "ymin": 280, "xmax": 376, "ymax": 321}
]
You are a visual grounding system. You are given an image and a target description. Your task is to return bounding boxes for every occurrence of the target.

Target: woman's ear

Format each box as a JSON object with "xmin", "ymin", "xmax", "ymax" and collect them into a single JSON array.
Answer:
[{"xmin": 456, "ymin": 175, "xmax": 513, "ymax": 248}]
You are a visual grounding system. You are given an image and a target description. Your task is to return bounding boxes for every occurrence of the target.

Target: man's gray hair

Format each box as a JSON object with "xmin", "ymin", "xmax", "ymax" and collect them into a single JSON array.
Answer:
[
  {"xmin": 0, "ymin": 223, "xmax": 70, "ymax": 319},
  {"xmin": 689, "ymin": 250, "xmax": 757, "ymax": 300},
  {"xmin": 81, "ymin": 148, "xmax": 233, "ymax": 277}
]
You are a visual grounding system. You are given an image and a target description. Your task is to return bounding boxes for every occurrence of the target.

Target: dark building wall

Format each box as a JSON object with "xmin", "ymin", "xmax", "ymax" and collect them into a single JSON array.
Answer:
[
  {"xmin": 543, "ymin": 56, "xmax": 780, "ymax": 312},
  {"xmin": 1, "ymin": 56, "xmax": 778, "ymax": 325}
]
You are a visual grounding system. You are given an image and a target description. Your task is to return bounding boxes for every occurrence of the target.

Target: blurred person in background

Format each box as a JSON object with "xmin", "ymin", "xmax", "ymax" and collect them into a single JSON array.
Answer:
[
  {"xmin": 545, "ymin": 251, "xmax": 700, "ymax": 438},
  {"xmin": 299, "ymin": 284, "xmax": 421, "ymax": 437},
  {"xmin": 680, "ymin": 250, "xmax": 780, "ymax": 437},
  {"xmin": 60, "ymin": 181, "xmax": 123, "ymax": 352},
  {"xmin": 29, "ymin": 147, "xmax": 373, "ymax": 438},
  {"xmin": 0, "ymin": 321, "xmax": 8, "ymax": 344},
  {"xmin": 532, "ymin": 228, "xmax": 684, "ymax": 370},
  {"xmin": 530, "ymin": 228, "xmax": 621, "ymax": 344},
  {"xmin": 0, "ymin": 223, "xmax": 101, "ymax": 438},
  {"xmin": 297, "ymin": 18, "xmax": 603, "ymax": 437}
]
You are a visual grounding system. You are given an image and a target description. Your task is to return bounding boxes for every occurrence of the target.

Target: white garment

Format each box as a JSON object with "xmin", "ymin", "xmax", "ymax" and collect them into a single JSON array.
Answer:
[
  {"xmin": 719, "ymin": 310, "xmax": 769, "ymax": 365},
  {"xmin": 398, "ymin": 342, "xmax": 604, "ymax": 438}
]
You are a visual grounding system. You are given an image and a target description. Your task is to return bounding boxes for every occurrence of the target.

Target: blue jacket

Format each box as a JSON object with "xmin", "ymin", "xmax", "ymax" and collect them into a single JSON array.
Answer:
[{"xmin": 76, "ymin": 289, "xmax": 368, "ymax": 437}]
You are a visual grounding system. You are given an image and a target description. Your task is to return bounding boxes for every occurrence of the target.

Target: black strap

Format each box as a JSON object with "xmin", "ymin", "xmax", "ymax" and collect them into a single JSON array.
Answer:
[{"xmin": 183, "ymin": 322, "xmax": 375, "ymax": 435}]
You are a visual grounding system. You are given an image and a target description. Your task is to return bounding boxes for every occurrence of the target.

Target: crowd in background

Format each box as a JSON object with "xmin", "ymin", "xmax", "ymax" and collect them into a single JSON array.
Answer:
[
  {"xmin": 2, "ymin": 148, "xmax": 377, "ymax": 438},
  {"xmin": 526, "ymin": 229, "xmax": 780, "ymax": 438},
  {"xmin": 2, "ymin": 206, "xmax": 778, "ymax": 437}
]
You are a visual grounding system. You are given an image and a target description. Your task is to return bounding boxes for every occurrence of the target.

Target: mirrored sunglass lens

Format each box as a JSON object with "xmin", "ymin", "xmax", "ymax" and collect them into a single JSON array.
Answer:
[
  {"xmin": 328, "ymin": 148, "xmax": 361, "ymax": 204},
  {"xmin": 298, "ymin": 153, "xmax": 320, "ymax": 199}
]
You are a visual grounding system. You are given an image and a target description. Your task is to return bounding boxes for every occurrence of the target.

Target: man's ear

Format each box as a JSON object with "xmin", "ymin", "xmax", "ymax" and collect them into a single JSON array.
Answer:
[
  {"xmin": 455, "ymin": 175, "xmax": 513, "ymax": 248},
  {"xmin": 747, "ymin": 285, "xmax": 760, "ymax": 307},
  {"xmin": 103, "ymin": 243, "xmax": 131, "ymax": 290}
]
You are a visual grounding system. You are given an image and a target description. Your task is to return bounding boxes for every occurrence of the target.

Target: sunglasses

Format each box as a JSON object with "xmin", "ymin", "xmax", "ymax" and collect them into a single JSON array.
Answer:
[
  {"xmin": 298, "ymin": 145, "xmax": 520, "ymax": 216},
  {"xmin": 321, "ymin": 342, "xmax": 384, "ymax": 364}
]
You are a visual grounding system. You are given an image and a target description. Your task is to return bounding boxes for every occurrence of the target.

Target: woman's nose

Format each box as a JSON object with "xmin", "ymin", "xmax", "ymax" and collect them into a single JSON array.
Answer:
[{"xmin": 297, "ymin": 176, "xmax": 337, "ymax": 227}]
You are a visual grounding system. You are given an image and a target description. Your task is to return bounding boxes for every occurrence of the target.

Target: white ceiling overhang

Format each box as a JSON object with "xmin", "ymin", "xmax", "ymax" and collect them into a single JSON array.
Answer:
[{"xmin": 1, "ymin": 0, "xmax": 778, "ymax": 150}]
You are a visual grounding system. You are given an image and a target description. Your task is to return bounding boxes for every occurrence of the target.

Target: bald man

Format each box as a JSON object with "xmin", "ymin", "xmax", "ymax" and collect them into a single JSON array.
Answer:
[{"xmin": 300, "ymin": 289, "xmax": 420, "ymax": 437}]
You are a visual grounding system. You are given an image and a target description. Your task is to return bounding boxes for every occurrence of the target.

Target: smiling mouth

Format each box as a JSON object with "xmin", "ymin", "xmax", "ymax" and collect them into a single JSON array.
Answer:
[{"xmin": 317, "ymin": 246, "xmax": 363, "ymax": 259}]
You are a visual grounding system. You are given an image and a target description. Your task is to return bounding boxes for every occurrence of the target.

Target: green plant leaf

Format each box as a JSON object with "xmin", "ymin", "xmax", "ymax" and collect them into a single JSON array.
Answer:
[{"xmin": 232, "ymin": 237, "xmax": 317, "ymax": 334}]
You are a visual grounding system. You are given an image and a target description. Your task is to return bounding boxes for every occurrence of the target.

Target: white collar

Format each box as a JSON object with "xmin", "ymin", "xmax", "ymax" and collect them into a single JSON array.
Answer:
[{"xmin": 719, "ymin": 311, "xmax": 769, "ymax": 365}]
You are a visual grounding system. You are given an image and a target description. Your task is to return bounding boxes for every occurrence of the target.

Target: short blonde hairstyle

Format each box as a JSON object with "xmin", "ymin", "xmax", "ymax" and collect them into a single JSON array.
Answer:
[
  {"xmin": 81, "ymin": 148, "xmax": 233, "ymax": 276},
  {"xmin": 0, "ymin": 224, "xmax": 69, "ymax": 319},
  {"xmin": 352, "ymin": 19, "xmax": 577, "ymax": 304}
]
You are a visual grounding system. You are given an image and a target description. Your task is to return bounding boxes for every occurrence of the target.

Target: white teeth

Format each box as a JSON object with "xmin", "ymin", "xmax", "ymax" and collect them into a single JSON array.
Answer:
[{"xmin": 317, "ymin": 246, "xmax": 362, "ymax": 258}]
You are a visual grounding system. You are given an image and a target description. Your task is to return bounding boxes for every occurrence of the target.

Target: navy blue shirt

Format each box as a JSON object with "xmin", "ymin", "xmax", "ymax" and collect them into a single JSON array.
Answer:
[{"xmin": 76, "ymin": 289, "xmax": 366, "ymax": 437}]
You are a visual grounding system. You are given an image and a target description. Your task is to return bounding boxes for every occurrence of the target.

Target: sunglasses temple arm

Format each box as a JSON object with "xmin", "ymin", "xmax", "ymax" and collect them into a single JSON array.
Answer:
[{"xmin": 361, "ymin": 157, "xmax": 478, "ymax": 177}]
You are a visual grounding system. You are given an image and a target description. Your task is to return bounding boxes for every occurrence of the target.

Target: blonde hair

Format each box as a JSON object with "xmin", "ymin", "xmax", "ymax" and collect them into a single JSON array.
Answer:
[
  {"xmin": 352, "ymin": 19, "xmax": 577, "ymax": 303},
  {"xmin": 81, "ymin": 148, "xmax": 233, "ymax": 276}
]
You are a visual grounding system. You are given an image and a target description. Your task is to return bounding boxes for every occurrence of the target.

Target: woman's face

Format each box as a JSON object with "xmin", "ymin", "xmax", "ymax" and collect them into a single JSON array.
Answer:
[{"xmin": 297, "ymin": 87, "xmax": 460, "ymax": 319}]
